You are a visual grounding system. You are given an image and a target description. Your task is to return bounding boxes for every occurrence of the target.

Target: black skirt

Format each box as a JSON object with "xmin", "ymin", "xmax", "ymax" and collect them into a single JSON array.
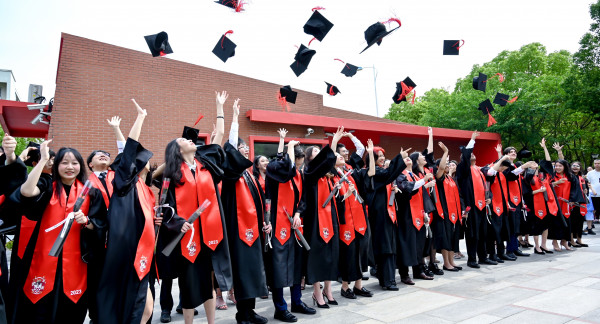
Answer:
[
  {"xmin": 177, "ymin": 241, "xmax": 214, "ymax": 309},
  {"xmin": 530, "ymin": 215, "xmax": 550, "ymax": 236},
  {"xmin": 431, "ymin": 213, "xmax": 451, "ymax": 251}
]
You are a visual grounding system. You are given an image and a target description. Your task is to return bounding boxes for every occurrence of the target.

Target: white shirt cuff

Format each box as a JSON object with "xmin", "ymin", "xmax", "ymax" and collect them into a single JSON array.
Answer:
[
  {"xmin": 466, "ymin": 139, "xmax": 475, "ymax": 149},
  {"xmin": 117, "ymin": 141, "xmax": 125, "ymax": 154},
  {"xmin": 487, "ymin": 169, "xmax": 497, "ymax": 176},
  {"xmin": 413, "ymin": 179, "xmax": 426, "ymax": 191},
  {"xmin": 512, "ymin": 166, "xmax": 524, "ymax": 175}
]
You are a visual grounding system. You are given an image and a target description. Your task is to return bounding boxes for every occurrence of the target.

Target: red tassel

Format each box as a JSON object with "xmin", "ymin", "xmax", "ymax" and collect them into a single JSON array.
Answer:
[
  {"xmin": 312, "ymin": 6, "xmax": 325, "ymax": 11},
  {"xmin": 334, "ymin": 58, "xmax": 345, "ymax": 64},
  {"xmin": 453, "ymin": 40, "xmax": 465, "ymax": 50},
  {"xmin": 221, "ymin": 30, "xmax": 234, "ymax": 48},
  {"xmin": 411, "ymin": 91, "xmax": 416, "ymax": 105},
  {"xmin": 487, "ymin": 114, "xmax": 497, "ymax": 127},
  {"xmin": 381, "ymin": 18, "xmax": 401, "ymax": 27},
  {"xmin": 328, "ymin": 86, "xmax": 335, "ymax": 96},
  {"xmin": 193, "ymin": 114, "xmax": 204, "ymax": 127},
  {"xmin": 308, "ymin": 37, "xmax": 317, "ymax": 47},
  {"xmin": 397, "ymin": 81, "xmax": 413, "ymax": 101},
  {"xmin": 159, "ymin": 51, "xmax": 166, "ymax": 56},
  {"xmin": 497, "ymin": 73, "xmax": 504, "ymax": 82},
  {"xmin": 235, "ymin": 0, "xmax": 245, "ymax": 12},
  {"xmin": 277, "ymin": 93, "xmax": 290, "ymax": 112},
  {"xmin": 507, "ymin": 95, "xmax": 518, "ymax": 104}
]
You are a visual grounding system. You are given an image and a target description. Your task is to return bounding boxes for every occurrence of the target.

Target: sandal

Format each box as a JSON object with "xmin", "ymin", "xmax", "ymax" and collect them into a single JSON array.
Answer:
[
  {"xmin": 227, "ymin": 291, "xmax": 237, "ymax": 305},
  {"xmin": 216, "ymin": 296, "xmax": 227, "ymax": 310}
]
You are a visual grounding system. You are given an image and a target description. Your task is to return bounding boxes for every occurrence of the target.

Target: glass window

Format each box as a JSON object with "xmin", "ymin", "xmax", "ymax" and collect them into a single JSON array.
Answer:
[{"xmin": 253, "ymin": 142, "xmax": 323, "ymax": 161}]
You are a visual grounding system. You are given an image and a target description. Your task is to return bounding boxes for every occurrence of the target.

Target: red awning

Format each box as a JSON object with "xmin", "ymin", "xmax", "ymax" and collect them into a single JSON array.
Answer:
[{"xmin": 0, "ymin": 100, "xmax": 49, "ymax": 138}]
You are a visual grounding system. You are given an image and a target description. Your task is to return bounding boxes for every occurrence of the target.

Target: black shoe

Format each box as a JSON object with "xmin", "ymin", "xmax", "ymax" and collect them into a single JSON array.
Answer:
[
  {"xmin": 499, "ymin": 254, "xmax": 516, "ymax": 261},
  {"xmin": 290, "ymin": 301, "xmax": 316, "ymax": 315},
  {"xmin": 248, "ymin": 311, "xmax": 268, "ymax": 324},
  {"xmin": 382, "ymin": 284, "xmax": 400, "ymax": 290},
  {"xmin": 429, "ymin": 263, "xmax": 444, "ymax": 275},
  {"xmin": 175, "ymin": 307, "xmax": 198, "ymax": 315},
  {"xmin": 506, "ymin": 252, "xmax": 518, "ymax": 259},
  {"xmin": 514, "ymin": 250, "xmax": 530, "ymax": 257},
  {"xmin": 492, "ymin": 255, "xmax": 505, "ymax": 263},
  {"xmin": 274, "ymin": 310, "xmax": 298, "ymax": 322},
  {"xmin": 311, "ymin": 295, "xmax": 329, "ymax": 309},
  {"xmin": 467, "ymin": 261, "xmax": 480, "ymax": 268},
  {"xmin": 353, "ymin": 286, "xmax": 373, "ymax": 297},
  {"xmin": 577, "ymin": 243, "xmax": 589, "ymax": 247},
  {"xmin": 588, "ymin": 228, "xmax": 596, "ymax": 235},
  {"xmin": 400, "ymin": 276, "xmax": 415, "ymax": 285},
  {"xmin": 341, "ymin": 287, "xmax": 356, "ymax": 299},
  {"xmin": 540, "ymin": 247, "xmax": 553, "ymax": 254},
  {"xmin": 362, "ymin": 276, "xmax": 369, "ymax": 281},
  {"xmin": 160, "ymin": 310, "xmax": 171, "ymax": 323},
  {"xmin": 414, "ymin": 272, "xmax": 434, "ymax": 280},
  {"xmin": 479, "ymin": 258, "xmax": 498, "ymax": 265},
  {"xmin": 453, "ymin": 265, "xmax": 463, "ymax": 270},
  {"xmin": 370, "ymin": 267, "xmax": 377, "ymax": 277},
  {"xmin": 237, "ymin": 321, "xmax": 252, "ymax": 324},
  {"xmin": 534, "ymin": 248, "xmax": 545, "ymax": 255},
  {"xmin": 323, "ymin": 292, "xmax": 338, "ymax": 305},
  {"xmin": 442, "ymin": 266, "xmax": 459, "ymax": 272},
  {"xmin": 423, "ymin": 266, "xmax": 435, "ymax": 277}
]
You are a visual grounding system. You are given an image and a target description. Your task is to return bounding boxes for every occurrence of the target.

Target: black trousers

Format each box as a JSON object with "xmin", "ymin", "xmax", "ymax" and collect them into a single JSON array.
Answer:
[
  {"xmin": 236, "ymin": 298, "xmax": 256, "ymax": 321},
  {"xmin": 399, "ymin": 265, "xmax": 422, "ymax": 278},
  {"xmin": 465, "ymin": 214, "xmax": 488, "ymax": 262},
  {"xmin": 374, "ymin": 253, "xmax": 396, "ymax": 287},
  {"xmin": 592, "ymin": 197, "xmax": 600, "ymax": 218}
]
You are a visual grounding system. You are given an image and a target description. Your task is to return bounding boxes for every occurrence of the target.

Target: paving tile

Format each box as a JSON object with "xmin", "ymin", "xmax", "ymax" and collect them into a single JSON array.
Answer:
[
  {"xmin": 494, "ymin": 309, "xmax": 573, "ymax": 324},
  {"xmin": 514, "ymin": 286, "xmax": 600, "ymax": 317},
  {"xmin": 457, "ymin": 314, "xmax": 502, "ymax": 324}
]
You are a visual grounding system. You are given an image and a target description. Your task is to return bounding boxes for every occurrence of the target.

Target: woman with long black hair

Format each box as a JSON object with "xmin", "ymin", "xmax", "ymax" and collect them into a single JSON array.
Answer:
[
  {"xmin": 10, "ymin": 140, "xmax": 107, "ymax": 324},
  {"xmin": 161, "ymin": 91, "xmax": 232, "ymax": 324},
  {"xmin": 570, "ymin": 161, "xmax": 589, "ymax": 247},
  {"xmin": 253, "ymin": 155, "xmax": 268, "ymax": 193}
]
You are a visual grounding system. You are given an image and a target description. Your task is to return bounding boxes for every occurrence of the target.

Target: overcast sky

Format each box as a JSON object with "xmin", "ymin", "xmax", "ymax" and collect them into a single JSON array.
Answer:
[{"xmin": 1, "ymin": 0, "xmax": 595, "ymax": 117}]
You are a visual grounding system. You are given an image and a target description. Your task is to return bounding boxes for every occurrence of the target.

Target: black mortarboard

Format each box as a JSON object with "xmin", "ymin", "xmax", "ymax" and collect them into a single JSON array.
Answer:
[
  {"xmin": 325, "ymin": 82, "xmax": 341, "ymax": 96},
  {"xmin": 443, "ymin": 40, "xmax": 463, "ymax": 55},
  {"xmin": 290, "ymin": 44, "xmax": 316, "ymax": 77},
  {"xmin": 215, "ymin": 0, "xmax": 244, "ymax": 11},
  {"xmin": 279, "ymin": 85, "xmax": 297, "ymax": 104},
  {"xmin": 472, "ymin": 72, "xmax": 487, "ymax": 92},
  {"xmin": 144, "ymin": 31, "xmax": 173, "ymax": 57},
  {"xmin": 212, "ymin": 32, "xmax": 236, "ymax": 63},
  {"xmin": 182, "ymin": 126, "xmax": 201, "ymax": 145},
  {"xmin": 517, "ymin": 148, "xmax": 532, "ymax": 159},
  {"xmin": 392, "ymin": 77, "xmax": 416, "ymax": 104},
  {"xmin": 24, "ymin": 142, "xmax": 40, "ymax": 167},
  {"xmin": 303, "ymin": 10, "xmax": 334, "ymax": 41},
  {"xmin": 360, "ymin": 19, "xmax": 401, "ymax": 54},
  {"xmin": 478, "ymin": 99, "xmax": 497, "ymax": 127},
  {"xmin": 341, "ymin": 63, "xmax": 360, "ymax": 77},
  {"xmin": 493, "ymin": 92, "xmax": 509, "ymax": 106}
]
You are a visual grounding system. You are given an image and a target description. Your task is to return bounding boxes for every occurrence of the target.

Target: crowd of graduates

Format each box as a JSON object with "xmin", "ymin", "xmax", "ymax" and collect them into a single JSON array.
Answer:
[{"xmin": 0, "ymin": 91, "xmax": 593, "ymax": 324}]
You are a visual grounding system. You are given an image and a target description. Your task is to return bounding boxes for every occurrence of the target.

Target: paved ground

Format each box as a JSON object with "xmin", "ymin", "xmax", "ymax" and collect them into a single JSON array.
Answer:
[{"xmin": 149, "ymin": 234, "xmax": 600, "ymax": 324}]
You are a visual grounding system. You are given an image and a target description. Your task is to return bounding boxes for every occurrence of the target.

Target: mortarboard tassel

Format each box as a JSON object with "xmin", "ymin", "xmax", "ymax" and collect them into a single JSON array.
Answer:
[
  {"xmin": 453, "ymin": 40, "xmax": 465, "ymax": 50},
  {"xmin": 334, "ymin": 58, "xmax": 350, "ymax": 71},
  {"xmin": 381, "ymin": 17, "xmax": 402, "ymax": 27},
  {"xmin": 507, "ymin": 95, "xmax": 518, "ymax": 103},
  {"xmin": 221, "ymin": 30, "xmax": 234, "ymax": 48},
  {"xmin": 485, "ymin": 73, "xmax": 504, "ymax": 83},
  {"xmin": 308, "ymin": 37, "xmax": 317, "ymax": 47},
  {"xmin": 277, "ymin": 93, "xmax": 291, "ymax": 112},
  {"xmin": 487, "ymin": 114, "xmax": 497, "ymax": 127},
  {"xmin": 328, "ymin": 85, "xmax": 335, "ymax": 96},
  {"xmin": 193, "ymin": 114, "xmax": 204, "ymax": 127},
  {"xmin": 235, "ymin": 0, "xmax": 245, "ymax": 12},
  {"xmin": 397, "ymin": 81, "xmax": 413, "ymax": 102},
  {"xmin": 312, "ymin": 6, "xmax": 325, "ymax": 11},
  {"xmin": 411, "ymin": 90, "xmax": 416, "ymax": 105}
]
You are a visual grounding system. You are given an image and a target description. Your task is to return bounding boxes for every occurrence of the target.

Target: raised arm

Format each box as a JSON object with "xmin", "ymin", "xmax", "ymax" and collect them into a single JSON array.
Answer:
[
  {"xmin": 228, "ymin": 98, "xmax": 241, "ymax": 148},
  {"xmin": 366, "ymin": 139, "xmax": 375, "ymax": 177},
  {"xmin": 20, "ymin": 140, "xmax": 52, "ymax": 197},
  {"xmin": 128, "ymin": 99, "xmax": 147, "ymax": 141},
  {"xmin": 427, "ymin": 126, "xmax": 433, "ymax": 154},
  {"xmin": 436, "ymin": 141, "xmax": 449, "ymax": 179},
  {"xmin": 346, "ymin": 132, "xmax": 365, "ymax": 157},
  {"xmin": 552, "ymin": 142, "xmax": 565, "ymax": 160},
  {"xmin": 277, "ymin": 128, "xmax": 288, "ymax": 154},
  {"xmin": 288, "ymin": 139, "xmax": 300, "ymax": 161},
  {"xmin": 495, "ymin": 143, "xmax": 502, "ymax": 160},
  {"xmin": 330, "ymin": 126, "xmax": 344, "ymax": 151},
  {"xmin": 491, "ymin": 155, "xmax": 510, "ymax": 172},
  {"xmin": 540, "ymin": 138, "xmax": 551, "ymax": 161},
  {"xmin": 213, "ymin": 91, "xmax": 228, "ymax": 146},
  {"xmin": 3, "ymin": 134, "xmax": 17, "ymax": 165},
  {"xmin": 107, "ymin": 116, "xmax": 126, "ymax": 144}
]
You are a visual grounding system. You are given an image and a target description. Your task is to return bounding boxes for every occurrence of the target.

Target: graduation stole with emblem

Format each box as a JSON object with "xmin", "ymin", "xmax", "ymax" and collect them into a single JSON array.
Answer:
[
  {"xmin": 490, "ymin": 171, "xmax": 508, "ymax": 217},
  {"xmin": 443, "ymin": 176, "xmax": 461, "ymax": 224},
  {"xmin": 553, "ymin": 173, "xmax": 572, "ymax": 218},
  {"xmin": 316, "ymin": 177, "xmax": 336, "ymax": 243},
  {"xmin": 508, "ymin": 172, "xmax": 522, "ymax": 206},
  {"xmin": 531, "ymin": 174, "xmax": 558, "ymax": 219},
  {"xmin": 577, "ymin": 175, "xmax": 587, "ymax": 215},
  {"xmin": 235, "ymin": 171, "xmax": 262, "ymax": 247},
  {"xmin": 470, "ymin": 165, "xmax": 487, "ymax": 211},
  {"xmin": 385, "ymin": 183, "xmax": 397, "ymax": 223},
  {"xmin": 275, "ymin": 180, "xmax": 295, "ymax": 245},
  {"xmin": 134, "ymin": 178, "xmax": 156, "ymax": 279},
  {"xmin": 336, "ymin": 174, "xmax": 366, "ymax": 245},
  {"xmin": 404, "ymin": 170, "xmax": 425, "ymax": 230}
]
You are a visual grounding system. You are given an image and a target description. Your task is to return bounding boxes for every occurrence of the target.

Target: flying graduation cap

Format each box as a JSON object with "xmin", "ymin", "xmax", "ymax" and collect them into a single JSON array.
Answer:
[
  {"xmin": 334, "ymin": 59, "xmax": 360, "ymax": 77},
  {"xmin": 443, "ymin": 40, "xmax": 465, "ymax": 55},
  {"xmin": 517, "ymin": 147, "xmax": 532, "ymax": 160},
  {"xmin": 144, "ymin": 31, "xmax": 173, "ymax": 57},
  {"xmin": 478, "ymin": 99, "xmax": 497, "ymax": 127},
  {"xmin": 214, "ymin": 0, "xmax": 245, "ymax": 12},
  {"xmin": 212, "ymin": 30, "xmax": 236, "ymax": 63},
  {"xmin": 392, "ymin": 77, "xmax": 416, "ymax": 104},
  {"xmin": 360, "ymin": 18, "xmax": 401, "ymax": 54},
  {"xmin": 182, "ymin": 126, "xmax": 203, "ymax": 146},
  {"xmin": 325, "ymin": 82, "xmax": 341, "ymax": 96},
  {"xmin": 278, "ymin": 85, "xmax": 297, "ymax": 111},
  {"xmin": 493, "ymin": 93, "xmax": 509, "ymax": 106},
  {"xmin": 303, "ymin": 7, "xmax": 334, "ymax": 42},
  {"xmin": 290, "ymin": 43, "xmax": 317, "ymax": 77},
  {"xmin": 472, "ymin": 73, "xmax": 487, "ymax": 92}
]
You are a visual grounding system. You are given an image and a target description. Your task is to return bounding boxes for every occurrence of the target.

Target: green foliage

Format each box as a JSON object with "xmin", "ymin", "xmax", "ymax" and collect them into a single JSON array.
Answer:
[
  {"xmin": 0, "ymin": 125, "xmax": 43, "ymax": 162},
  {"xmin": 385, "ymin": 41, "xmax": 600, "ymax": 166}
]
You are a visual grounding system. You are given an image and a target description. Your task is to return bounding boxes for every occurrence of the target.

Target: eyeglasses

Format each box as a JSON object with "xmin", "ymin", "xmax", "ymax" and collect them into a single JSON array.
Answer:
[
  {"xmin": 94, "ymin": 150, "xmax": 111, "ymax": 158},
  {"xmin": 238, "ymin": 145, "xmax": 249, "ymax": 151}
]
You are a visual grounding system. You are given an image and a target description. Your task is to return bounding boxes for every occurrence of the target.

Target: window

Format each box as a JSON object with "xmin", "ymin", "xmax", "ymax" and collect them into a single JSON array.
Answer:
[{"xmin": 249, "ymin": 136, "xmax": 328, "ymax": 161}]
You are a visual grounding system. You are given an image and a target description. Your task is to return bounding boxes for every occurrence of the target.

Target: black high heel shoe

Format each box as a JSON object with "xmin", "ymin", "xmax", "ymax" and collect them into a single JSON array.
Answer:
[
  {"xmin": 312, "ymin": 294, "xmax": 329, "ymax": 309},
  {"xmin": 323, "ymin": 292, "xmax": 338, "ymax": 305},
  {"xmin": 540, "ymin": 247, "xmax": 553, "ymax": 254}
]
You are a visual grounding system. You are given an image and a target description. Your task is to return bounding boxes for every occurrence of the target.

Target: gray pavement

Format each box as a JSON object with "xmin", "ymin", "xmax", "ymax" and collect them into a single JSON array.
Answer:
[{"xmin": 150, "ymin": 236, "xmax": 600, "ymax": 324}]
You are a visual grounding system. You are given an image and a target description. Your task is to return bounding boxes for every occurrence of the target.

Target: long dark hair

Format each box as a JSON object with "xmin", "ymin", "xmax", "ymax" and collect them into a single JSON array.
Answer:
[
  {"xmin": 410, "ymin": 151, "xmax": 421, "ymax": 174},
  {"xmin": 305, "ymin": 146, "xmax": 318, "ymax": 165},
  {"xmin": 555, "ymin": 159, "xmax": 573, "ymax": 179},
  {"xmin": 164, "ymin": 139, "xmax": 185, "ymax": 186},
  {"xmin": 571, "ymin": 161, "xmax": 583, "ymax": 177},
  {"xmin": 253, "ymin": 155, "xmax": 266, "ymax": 179},
  {"xmin": 52, "ymin": 147, "xmax": 87, "ymax": 204}
]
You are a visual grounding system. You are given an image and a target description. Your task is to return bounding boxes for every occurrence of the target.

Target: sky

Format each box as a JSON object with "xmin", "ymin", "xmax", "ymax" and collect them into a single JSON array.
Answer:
[{"xmin": 0, "ymin": 0, "xmax": 595, "ymax": 118}]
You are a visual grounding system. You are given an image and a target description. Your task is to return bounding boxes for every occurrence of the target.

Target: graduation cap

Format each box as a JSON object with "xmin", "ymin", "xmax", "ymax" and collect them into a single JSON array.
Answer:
[
  {"xmin": 144, "ymin": 31, "xmax": 173, "ymax": 57},
  {"xmin": 392, "ymin": 77, "xmax": 416, "ymax": 104},
  {"xmin": 212, "ymin": 30, "xmax": 236, "ymax": 63},
  {"xmin": 24, "ymin": 142, "xmax": 41, "ymax": 167},
  {"xmin": 493, "ymin": 93, "xmax": 509, "ymax": 106},
  {"xmin": 443, "ymin": 40, "xmax": 464, "ymax": 55},
  {"xmin": 478, "ymin": 99, "xmax": 497, "ymax": 127},
  {"xmin": 303, "ymin": 8, "xmax": 334, "ymax": 41},
  {"xmin": 290, "ymin": 44, "xmax": 316, "ymax": 77},
  {"xmin": 360, "ymin": 18, "xmax": 401, "ymax": 54},
  {"xmin": 325, "ymin": 82, "xmax": 341, "ymax": 96},
  {"xmin": 182, "ymin": 126, "xmax": 202, "ymax": 145},
  {"xmin": 214, "ymin": 0, "xmax": 245, "ymax": 12},
  {"xmin": 517, "ymin": 147, "xmax": 532, "ymax": 159},
  {"xmin": 278, "ymin": 85, "xmax": 297, "ymax": 112},
  {"xmin": 334, "ymin": 59, "xmax": 360, "ymax": 77},
  {"xmin": 472, "ymin": 72, "xmax": 487, "ymax": 92}
]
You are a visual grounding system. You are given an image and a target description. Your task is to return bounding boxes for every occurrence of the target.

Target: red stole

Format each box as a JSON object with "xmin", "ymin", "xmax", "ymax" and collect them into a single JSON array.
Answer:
[
  {"xmin": 346, "ymin": 174, "xmax": 367, "ymax": 235},
  {"xmin": 275, "ymin": 180, "xmax": 295, "ymax": 245},
  {"xmin": 404, "ymin": 170, "xmax": 425, "ymax": 230},
  {"xmin": 133, "ymin": 178, "xmax": 156, "ymax": 280},
  {"xmin": 293, "ymin": 171, "xmax": 305, "ymax": 237},
  {"xmin": 490, "ymin": 171, "xmax": 508, "ymax": 217},
  {"xmin": 444, "ymin": 176, "xmax": 461, "ymax": 224},
  {"xmin": 24, "ymin": 181, "xmax": 90, "ymax": 304},
  {"xmin": 176, "ymin": 160, "xmax": 223, "ymax": 263},
  {"xmin": 508, "ymin": 171, "xmax": 522, "ymax": 206},
  {"xmin": 471, "ymin": 166, "xmax": 487, "ymax": 211},
  {"xmin": 554, "ymin": 173, "xmax": 572, "ymax": 218},
  {"xmin": 385, "ymin": 184, "xmax": 396, "ymax": 223},
  {"xmin": 531, "ymin": 175, "xmax": 558, "ymax": 219},
  {"xmin": 316, "ymin": 177, "xmax": 336, "ymax": 243},
  {"xmin": 338, "ymin": 181, "xmax": 356, "ymax": 245},
  {"xmin": 17, "ymin": 217, "xmax": 37, "ymax": 259},
  {"xmin": 577, "ymin": 176, "xmax": 587, "ymax": 215},
  {"xmin": 434, "ymin": 184, "xmax": 444, "ymax": 219},
  {"xmin": 235, "ymin": 173, "xmax": 260, "ymax": 246},
  {"xmin": 88, "ymin": 171, "xmax": 114, "ymax": 208},
  {"xmin": 257, "ymin": 174, "xmax": 266, "ymax": 193}
]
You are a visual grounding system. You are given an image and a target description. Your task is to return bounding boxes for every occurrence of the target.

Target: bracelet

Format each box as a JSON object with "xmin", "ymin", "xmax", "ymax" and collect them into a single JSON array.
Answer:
[
  {"xmin": 85, "ymin": 216, "xmax": 90, "ymax": 226},
  {"xmin": 216, "ymin": 116, "xmax": 224, "ymax": 119}
]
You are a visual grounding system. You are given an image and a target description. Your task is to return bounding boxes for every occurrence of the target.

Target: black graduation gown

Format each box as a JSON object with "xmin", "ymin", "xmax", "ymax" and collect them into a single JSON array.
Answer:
[
  {"xmin": 522, "ymin": 170, "xmax": 553, "ymax": 235},
  {"xmin": 9, "ymin": 177, "xmax": 106, "ymax": 324},
  {"xmin": 346, "ymin": 153, "xmax": 373, "ymax": 271},
  {"xmin": 486, "ymin": 172, "xmax": 505, "ymax": 250},
  {"xmin": 395, "ymin": 174, "xmax": 421, "ymax": 268},
  {"xmin": 503, "ymin": 165, "xmax": 523, "ymax": 236},
  {"xmin": 302, "ymin": 146, "xmax": 337, "ymax": 284},
  {"xmin": 264, "ymin": 152, "xmax": 306, "ymax": 289},
  {"xmin": 432, "ymin": 168, "xmax": 456, "ymax": 252},
  {"xmin": 365, "ymin": 154, "xmax": 406, "ymax": 257},
  {"xmin": 96, "ymin": 138, "xmax": 154, "ymax": 324},
  {"xmin": 162, "ymin": 144, "xmax": 233, "ymax": 309},
  {"xmin": 0, "ymin": 154, "xmax": 28, "ymax": 324},
  {"xmin": 221, "ymin": 142, "xmax": 268, "ymax": 301},
  {"xmin": 456, "ymin": 146, "xmax": 487, "ymax": 240}
]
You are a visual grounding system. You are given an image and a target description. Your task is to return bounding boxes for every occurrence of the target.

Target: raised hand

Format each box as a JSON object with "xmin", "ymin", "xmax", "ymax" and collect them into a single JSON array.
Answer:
[
  {"xmin": 471, "ymin": 131, "xmax": 480, "ymax": 140},
  {"xmin": 39, "ymin": 139, "xmax": 53, "ymax": 161},
  {"xmin": 131, "ymin": 99, "xmax": 147, "ymax": 117},
  {"xmin": 540, "ymin": 138, "xmax": 547, "ymax": 148},
  {"xmin": 333, "ymin": 126, "xmax": 345, "ymax": 141},
  {"xmin": 438, "ymin": 141, "xmax": 448, "ymax": 152},
  {"xmin": 428, "ymin": 126, "xmax": 433, "ymax": 136},
  {"xmin": 107, "ymin": 116, "xmax": 122, "ymax": 127},
  {"xmin": 215, "ymin": 90, "xmax": 229, "ymax": 106},
  {"xmin": 288, "ymin": 140, "xmax": 300, "ymax": 147},
  {"xmin": 400, "ymin": 147, "xmax": 412, "ymax": 159},
  {"xmin": 366, "ymin": 139, "xmax": 374, "ymax": 154},
  {"xmin": 552, "ymin": 142, "xmax": 563, "ymax": 152},
  {"xmin": 233, "ymin": 98, "xmax": 241, "ymax": 116},
  {"xmin": 277, "ymin": 128, "xmax": 288, "ymax": 139},
  {"xmin": 2, "ymin": 134, "xmax": 17, "ymax": 157},
  {"xmin": 495, "ymin": 144, "xmax": 502, "ymax": 154}
]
